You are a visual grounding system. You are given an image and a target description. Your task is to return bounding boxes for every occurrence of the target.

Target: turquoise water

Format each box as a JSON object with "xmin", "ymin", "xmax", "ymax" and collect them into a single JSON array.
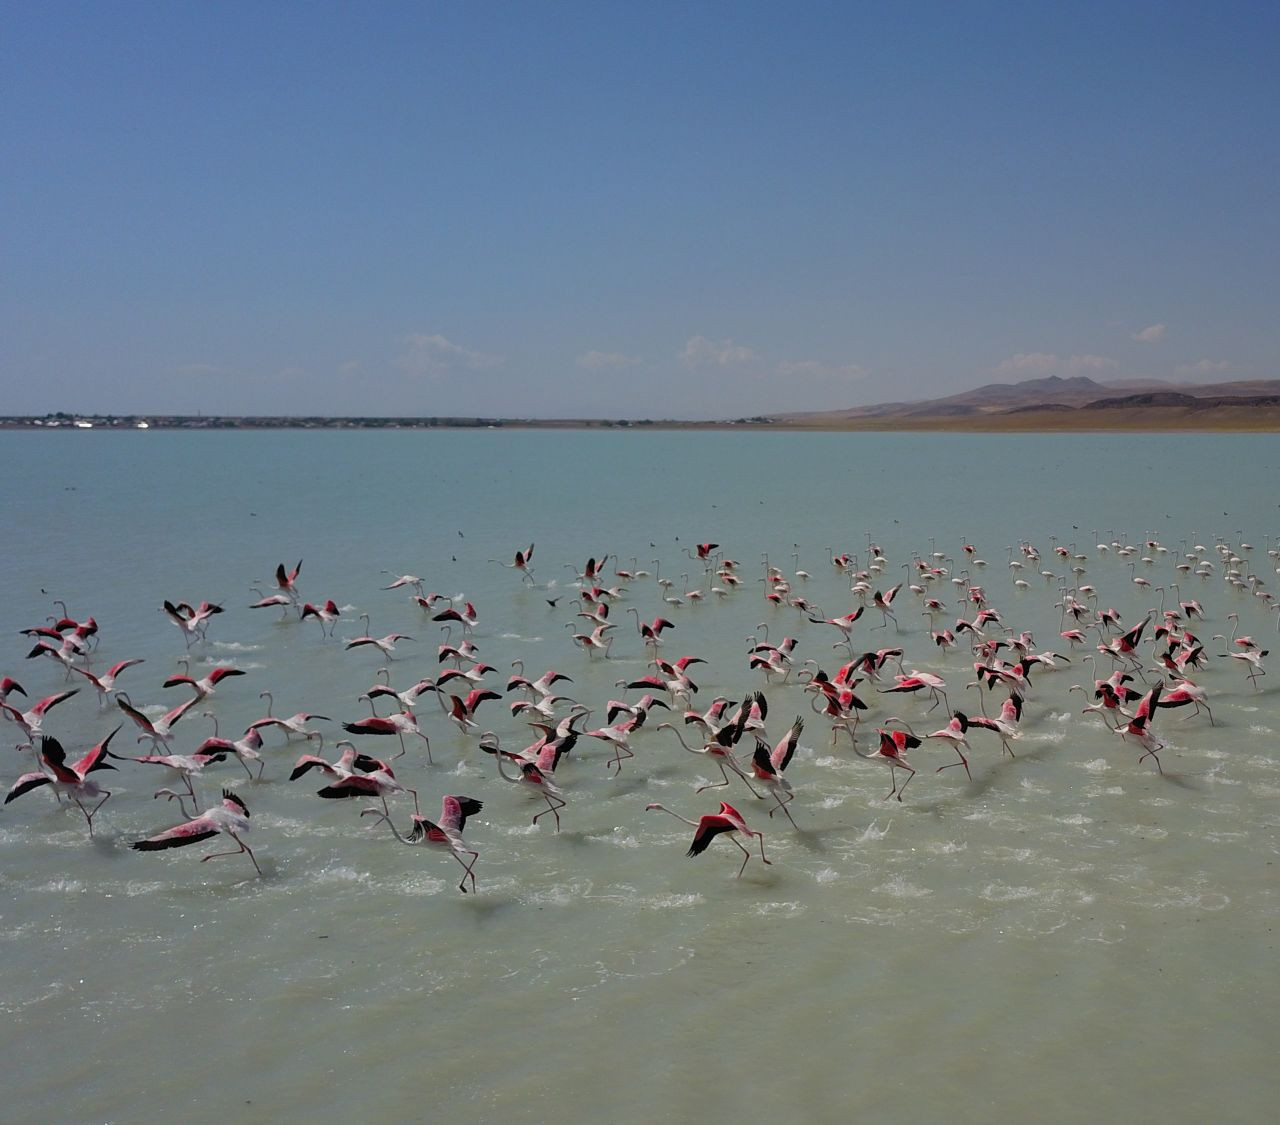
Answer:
[{"xmin": 2, "ymin": 429, "xmax": 1278, "ymax": 1122}]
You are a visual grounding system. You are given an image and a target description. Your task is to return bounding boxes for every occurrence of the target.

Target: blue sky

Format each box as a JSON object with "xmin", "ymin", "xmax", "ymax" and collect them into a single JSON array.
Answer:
[{"xmin": 5, "ymin": 2, "xmax": 1277, "ymax": 419}]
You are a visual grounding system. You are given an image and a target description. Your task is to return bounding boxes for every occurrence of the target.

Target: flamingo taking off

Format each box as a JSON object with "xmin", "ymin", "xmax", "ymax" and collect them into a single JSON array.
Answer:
[
  {"xmin": 131, "ymin": 788, "xmax": 262, "ymax": 877},
  {"xmin": 645, "ymin": 801, "xmax": 771, "ymax": 878}
]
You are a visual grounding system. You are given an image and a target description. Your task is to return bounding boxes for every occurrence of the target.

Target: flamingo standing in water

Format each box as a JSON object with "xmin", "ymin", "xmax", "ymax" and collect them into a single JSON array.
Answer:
[
  {"xmin": 645, "ymin": 801, "xmax": 771, "ymax": 878},
  {"xmin": 131, "ymin": 788, "xmax": 262, "ymax": 877},
  {"xmin": 361, "ymin": 795, "xmax": 484, "ymax": 893}
]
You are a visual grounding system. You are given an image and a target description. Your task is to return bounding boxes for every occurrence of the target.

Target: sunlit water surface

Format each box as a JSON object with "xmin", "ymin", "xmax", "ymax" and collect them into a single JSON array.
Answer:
[{"xmin": 2, "ymin": 429, "xmax": 1277, "ymax": 1122}]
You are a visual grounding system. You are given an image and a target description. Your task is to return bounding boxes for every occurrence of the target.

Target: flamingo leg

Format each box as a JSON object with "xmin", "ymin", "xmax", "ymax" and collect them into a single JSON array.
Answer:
[{"xmin": 201, "ymin": 833, "xmax": 263, "ymax": 877}]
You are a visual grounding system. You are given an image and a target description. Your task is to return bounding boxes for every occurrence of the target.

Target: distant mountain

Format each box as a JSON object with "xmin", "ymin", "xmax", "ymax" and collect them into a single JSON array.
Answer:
[{"xmin": 774, "ymin": 375, "xmax": 1280, "ymax": 424}]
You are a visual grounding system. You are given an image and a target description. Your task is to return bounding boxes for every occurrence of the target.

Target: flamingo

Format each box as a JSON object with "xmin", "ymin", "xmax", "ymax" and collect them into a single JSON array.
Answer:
[
  {"xmin": 345, "ymin": 615, "xmax": 413, "ymax": 658},
  {"xmin": 115, "ymin": 692, "xmax": 201, "ymax": 751},
  {"xmin": 299, "ymin": 599, "xmax": 341, "ymax": 637},
  {"xmin": 966, "ymin": 692, "xmax": 1023, "ymax": 757},
  {"xmin": 4, "ymin": 731, "xmax": 119, "ymax": 835},
  {"xmin": 854, "ymin": 727, "xmax": 920, "ymax": 802},
  {"xmin": 248, "ymin": 691, "xmax": 331, "ymax": 742},
  {"xmin": 645, "ymin": 801, "xmax": 771, "ymax": 878},
  {"xmin": 445, "ymin": 689, "xmax": 503, "ymax": 734},
  {"xmin": 922, "ymin": 712, "xmax": 974, "ymax": 779},
  {"xmin": 583, "ymin": 716, "xmax": 642, "ymax": 775},
  {"xmin": 433, "ymin": 601, "xmax": 478, "ymax": 633},
  {"xmin": 361, "ymin": 795, "xmax": 484, "ymax": 893},
  {"xmin": 880, "ymin": 670, "xmax": 949, "ymax": 713},
  {"xmin": 342, "ymin": 706, "xmax": 433, "ymax": 762},
  {"xmin": 381, "ymin": 572, "xmax": 424, "ymax": 595},
  {"xmin": 274, "ymin": 559, "xmax": 303, "ymax": 602},
  {"xmin": 507, "ymin": 665, "xmax": 574, "ymax": 699},
  {"xmin": 488, "ymin": 734, "xmax": 566, "ymax": 830},
  {"xmin": 131, "ymin": 788, "xmax": 262, "ymax": 877},
  {"xmin": 24, "ymin": 637, "xmax": 85, "ymax": 676},
  {"xmin": 162, "ymin": 599, "xmax": 223, "ymax": 646},
  {"xmin": 69, "ymin": 658, "xmax": 146, "ymax": 704},
  {"xmin": 655, "ymin": 720, "xmax": 763, "ymax": 797},
  {"xmin": 1213, "ymin": 635, "xmax": 1268, "ymax": 688},
  {"xmin": 2, "ymin": 688, "xmax": 80, "ymax": 748},
  {"xmin": 162, "ymin": 662, "xmax": 246, "ymax": 700},
  {"xmin": 293, "ymin": 740, "xmax": 419, "ymax": 815},
  {"xmin": 194, "ymin": 713, "xmax": 266, "ymax": 778},
  {"xmin": 248, "ymin": 588, "xmax": 296, "ymax": 616},
  {"xmin": 492, "ymin": 543, "xmax": 535, "ymax": 583},
  {"xmin": 110, "ymin": 746, "xmax": 229, "ymax": 811},
  {"xmin": 1156, "ymin": 679, "xmax": 1215, "ymax": 726},
  {"xmin": 872, "ymin": 583, "xmax": 903, "ymax": 629},
  {"xmin": 750, "ymin": 716, "xmax": 804, "ymax": 826}
]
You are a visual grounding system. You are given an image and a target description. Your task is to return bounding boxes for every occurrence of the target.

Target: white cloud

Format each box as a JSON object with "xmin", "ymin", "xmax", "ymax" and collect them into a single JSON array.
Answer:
[
  {"xmin": 1175, "ymin": 358, "xmax": 1230, "ymax": 377},
  {"xmin": 1133, "ymin": 323, "xmax": 1166, "ymax": 343},
  {"xmin": 397, "ymin": 334, "xmax": 503, "ymax": 378},
  {"xmin": 577, "ymin": 350, "xmax": 641, "ymax": 370},
  {"xmin": 776, "ymin": 359, "xmax": 868, "ymax": 382},
  {"xmin": 992, "ymin": 353, "xmax": 1119, "ymax": 377},
  {"xmin": 679, "ymin": 335, "xmax": 759, "ymax": 369}
]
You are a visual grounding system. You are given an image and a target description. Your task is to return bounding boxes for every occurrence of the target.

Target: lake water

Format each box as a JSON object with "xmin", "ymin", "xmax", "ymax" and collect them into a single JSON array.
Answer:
[{"xmin": 2, "ymin": 428, "xmax": 1278, "ymax": 1123}]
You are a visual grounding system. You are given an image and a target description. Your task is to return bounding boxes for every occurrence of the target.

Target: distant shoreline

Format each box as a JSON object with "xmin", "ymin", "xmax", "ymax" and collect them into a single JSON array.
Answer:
[{"xmin": 5, "ymin": 406, "xmax": 1280, "ymax": 434}]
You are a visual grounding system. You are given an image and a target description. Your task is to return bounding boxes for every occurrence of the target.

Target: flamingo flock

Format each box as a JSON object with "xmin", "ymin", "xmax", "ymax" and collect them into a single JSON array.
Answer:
[{"xmin": 4, "ymin": 527, "xmax": 1277, "ymax": 888}]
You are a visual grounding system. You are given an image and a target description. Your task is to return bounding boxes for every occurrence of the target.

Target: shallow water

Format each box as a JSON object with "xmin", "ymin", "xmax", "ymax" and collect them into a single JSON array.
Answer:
[{"xmin": 2, "ymin": 429, "xmax": 1278, "ymax": 1122}]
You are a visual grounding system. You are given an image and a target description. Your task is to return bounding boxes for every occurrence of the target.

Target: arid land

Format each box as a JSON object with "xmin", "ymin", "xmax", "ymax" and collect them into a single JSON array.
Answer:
[{"xmin": 9, "ymin": 375, "xmax": 1280, "ymax": 432}]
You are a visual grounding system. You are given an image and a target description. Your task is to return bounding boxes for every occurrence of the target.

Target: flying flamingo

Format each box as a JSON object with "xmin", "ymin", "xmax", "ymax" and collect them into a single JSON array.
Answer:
[
  {"xmin": 645, "ymin": 801, "xmax": 771, "ymax": 878},
  {"xmin": 750, "ymin": 715, "xmax": 804, "ymax": 826},
  {"xmin": 115, "ymin": 692, "xmax": 201, "ymax": 751},
  {"xmin": 2, "ymin": 688, "xmax": 80, "ymax": 748},
  {"xmin": 381, "ymin": 572, "xmax": 425, "ymax": 595},
  {"xmin": 162, "ymin": 600, "xmax": 223, "ymax": 646},
  {"xmin": 433, "ymin": 601, "xmax": 478, "ymax": 633},
  {"xmin": 444, "ymin": 689, "xmax": 503, "ymax": 734},
  {"xmin": 274, "ymin": 560, "xmax": 303, "ymax": 602},
  {"xmin": 69, "ymin": 658, "xmax": 145, "ymax": 705},
  {"xmin": 292, "ymin": 740, "xmax": 419, "ymax": 815},
  {"xmin": 4, "ymin": 731, "xmax": 119, "ymax": 835},
  {"xmin": 655, "ymin": 719, "xmax": 763, "ymax": 798},
  {"xmin": 248, "ymin": 691, "xmax": 331, "ymax": 742},
  {"xmin": 162, "ymin": 662, "xmax": 246, "ymax": 700},
  {"xmin": 362, "ymin": 796, "xmax": 484, "ymax": 892},
  {"xmin": 854, "ymin": 727, "xmax": 920, "ymax": 801},
  {"xmin": 492, "ymin": 543, "xmax": 535, "ymax": 584},
  {"xmin": 300, "ymin": 599, "xmax": 342, "ymax": 638},
  {"xmin": 343, "ymin": 706, "xmax": 433, "ymax": 762},
  {"xmin": 345, "ymin": 615, "xmax": 413, "ymax": 658},
  {"xmin": 194, "ymin": 714, "xmax": 267, "ymax": 779},
  {"xmin": 131, "ymin": 788, "xmax": 262, "ymax": 877},
  {"xmin": 486, "ymin": 735, "xmax": 566, "ymax": 830}
]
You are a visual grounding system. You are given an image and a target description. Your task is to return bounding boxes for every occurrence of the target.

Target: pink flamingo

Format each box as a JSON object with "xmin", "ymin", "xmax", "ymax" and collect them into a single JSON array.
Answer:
[
  {"xmin": 645, "ymin": 801, "xmax": 771, "ymax": 878},
  {"xmin": 361, "ymin": 795, "xmax": 484, "ymax": 893},
  {"xmin": 132, "ymin": 788, "xmax": 262, "ymax": 877},
  {"xmin": 4, "ymin": 730, "xmax": 120, "ymax": 835}
]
